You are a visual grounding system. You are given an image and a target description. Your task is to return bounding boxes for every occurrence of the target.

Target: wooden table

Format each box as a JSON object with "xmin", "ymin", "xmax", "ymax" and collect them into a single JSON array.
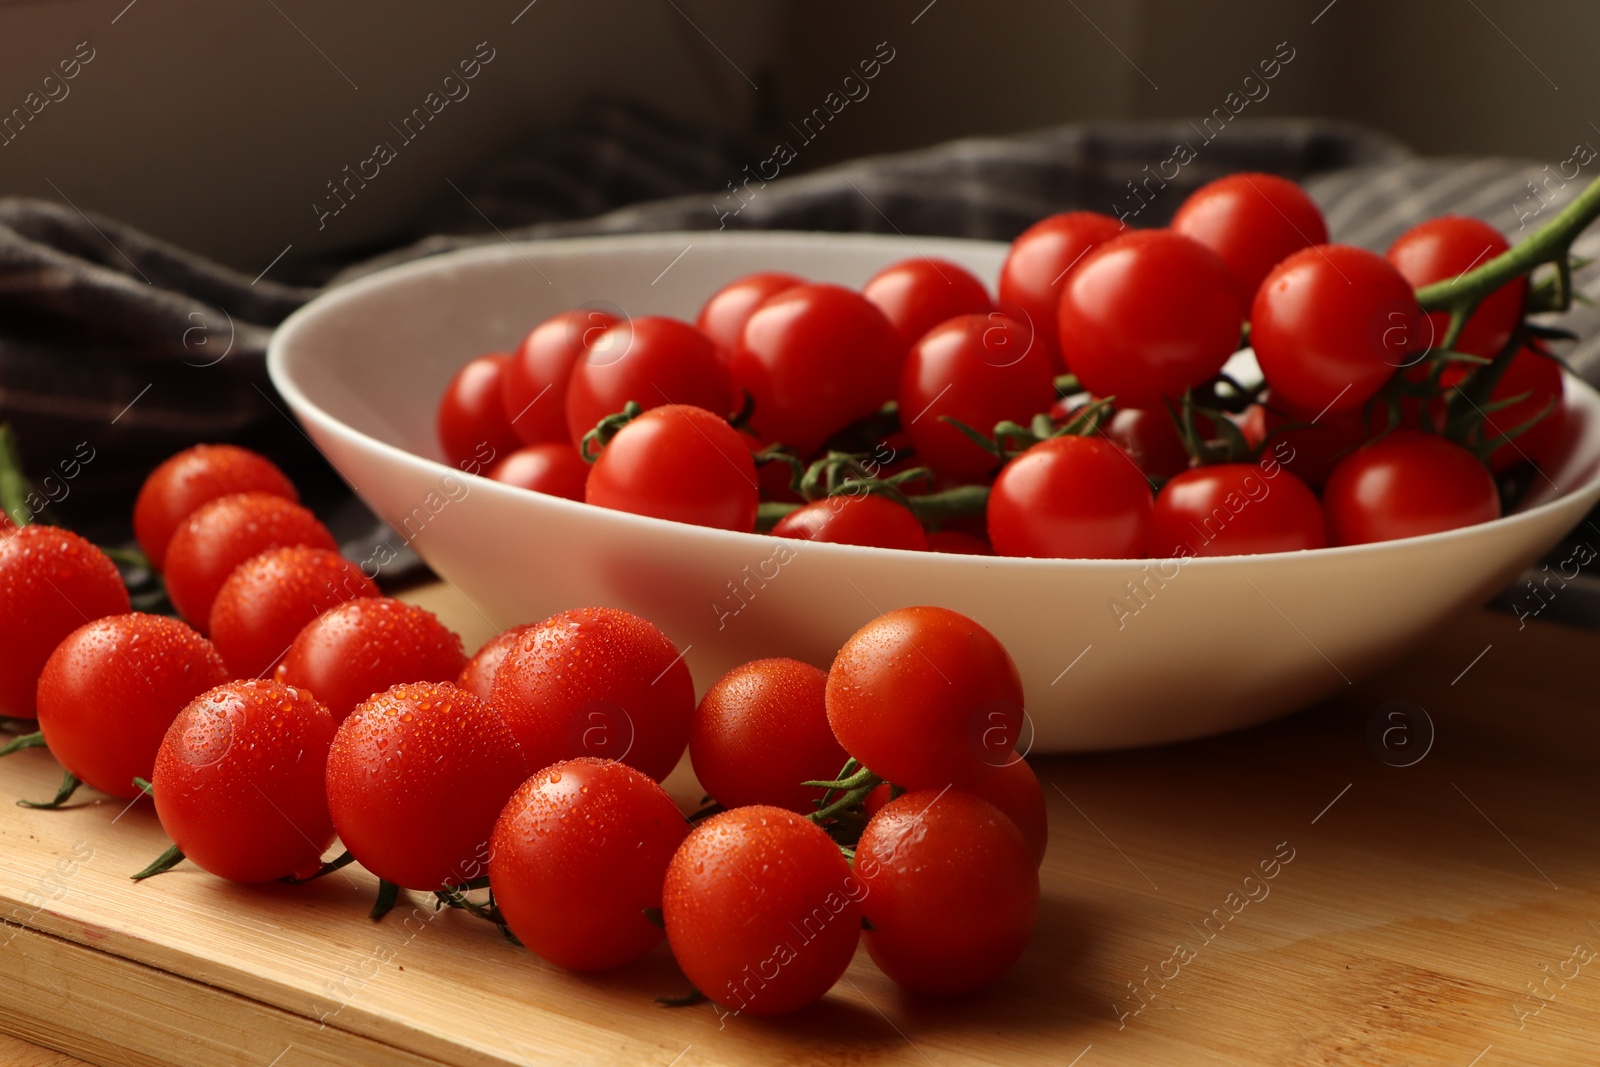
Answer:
[{"xmin": 1, "ymin": 586, "xmax": 1597, "ymax": 1066}]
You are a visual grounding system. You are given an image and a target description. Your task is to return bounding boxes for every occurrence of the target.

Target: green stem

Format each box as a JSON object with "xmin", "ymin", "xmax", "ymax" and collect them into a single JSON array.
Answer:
[
  {"xmin": 370, "ymin": 879, "xmax": 401, "ymax": 920},
  {"xmin": 903, "ymin": 484, "xmax": 989, "ymax": 527},
  {"xmin": 0, "ymin": 731, "xmax": 46, "ymax": 758},
  {"xmin": 279, "ymin": 850, "xmax": 356, "ymax": 885},
  {"xmin": 18, "ymin": 771, "xmax": 81, "ymax": 810},
  {"xmin": 131, "ymin": 844, "xmax": 185, "ymax": 881},
  {"xmin": 1416, "ymin": 174, "xmax": 1600, "ymax": 343},
  {"xmin": 0, "ymin": 424, "xmax": 32, "ymax": 526}
]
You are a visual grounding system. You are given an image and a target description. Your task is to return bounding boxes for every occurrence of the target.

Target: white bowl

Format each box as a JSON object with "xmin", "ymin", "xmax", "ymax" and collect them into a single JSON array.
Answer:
[{"xmin": 267, "ymin": 231, "xmax": 1600, "ymax": 751}]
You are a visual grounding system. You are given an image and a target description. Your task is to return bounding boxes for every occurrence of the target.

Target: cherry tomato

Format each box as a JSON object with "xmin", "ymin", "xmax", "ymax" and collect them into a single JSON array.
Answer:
[
  {"xmin": 0, "ymin": 526, "xmax": 130, "ymax": 718},
  {"xmin": 927, "ymin": 530, "xmax": 993, "ymax": 555},
  {"xmin": 565, "ymin": 317, "xmax": 732, "ymax": 452},
  {"xmin": 740, "ymin": 429, "xmax": 802, "ymax": 503},
  {"xmin": 489, "ymin": 443, "xmax": 589, "ymax": 501},
  {"xmin": 585, "ymin": 405, "xmax": 758, "ymax": 532},
  {"xmin": 1252, "ymin": 244, "xmax": 1422, "ymax": 415},
  {"xmin": 690, "ymin": 658, "xmax": 847, "ymax": 813},
  {"xmin": 490, "ymin": 606, "xmax": 695, "ymax": 782},
  {"xmin": 827, "ymin": 606, "xmax": 1024, "ymax": 790},
  {"xmin": 898, "ymin": 313, "xmax": 1056, "ymax": 480},
  {"xmin": 1386, "ymin": 216, "xmax": 1524, "ymax": 359},
  {"xmin": 162, "ymin": 492, "xmax": 336, "ymax": 632},
  {"xmin": 1059, "ymin": 230, "xmax": 1243, "ymax": 409},
  {"xmin": 1256, "ymin": 389, "xmax": 1376, "ymax": 488},
  {"xmin": 854, "ymin": 789, "xmax": 1038, "ymax": 995},
  {"xmin": 663, "ymin": 806, "xmax": 861, "ymax": 1016},
  {"xmin": 1052, "ymin": 399, "xmax": 1195, "ymax": 481},
  {"xmin": 1149, "ymin": 462, "xmax": 1326, "ymax": 558},
  {"xmin": 772, "ymin": 494, "xmax": 929, "ymax": 551},
  {"xmin": 731, "ymin": 283, "xmax": 904, "ymax": 453},
  {"xmin": 864, "ymin": 760, "xmax": 1047, "ymax": 867},
  {"xmin": 490, "ymin": 758, "xmax": 688, "ymax": 970},
  {"xmin": 502, "ymin": 309, "xmax": 619, "ymax": 446},
  {"xmin": 966, "ymin": 758, "xmax": 1049, "ymax": 868},
  {"xmin": 998, "ymin": 211, "xmax": 1125, "ymax": 371},
  {"xmin": 987, "ymin": 435, "xmax": 1152, "ymax": 559},
  {"xmin": 276, "ymin": 596, "xmax": 467, "ymax": 722},
  {"xmin": 1171, "ymin": 173, "xmax": 1328, "ymax": 300},
  {"xmin": 151, "ymin": 680, "xmax": 337, "ymax": 882},
  {"xmin": 438, "ymin": 353, "xmax": 523, "ymax": 471},
  {"xmin": 696, "ymin": 272, "xmax": 804, "ymax": 356},
  {"xmin": 1323, "ymin": 430, "xmax": 1500, "ymax": 545},
  {"xmin": 133, "ymin": 445, "xmax": 298, "ymax": 569},
  {"xmin": 208, "ymin": 546, "xmax": 379, "ymax": 679},
  {"xmin": 863, "ymin": 257, "xmax": 993, "ymax": 351},
  {"xmin": 36, "ymin": 614, "xmax": 229, "ymax": 798},
  {"xmin": 326, "ymin": 681, "xmax": 527, "ymax": 890},
  {"xmin": 455, "ymin": 623, "xmax": 537, "ymax": 701},
  {"xmin": 1443, "ymin": 346, "xmax": 1565, "ymax": 471}
]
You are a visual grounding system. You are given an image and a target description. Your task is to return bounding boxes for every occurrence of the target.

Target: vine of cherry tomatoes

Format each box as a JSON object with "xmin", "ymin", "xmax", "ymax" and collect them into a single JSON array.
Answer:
[
  {"xmin": 447, "ymin": 171, "xmax": 1581, "ymax": 558},
  {"xmin": 0, "ymin": 441, "xmax": 1047, "ymax": 1015}
]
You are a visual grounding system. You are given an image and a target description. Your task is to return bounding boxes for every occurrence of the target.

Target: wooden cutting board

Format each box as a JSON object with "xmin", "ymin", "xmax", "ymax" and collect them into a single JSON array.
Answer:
[{"xmin": 1, "ymin": 585, "xmax": 1597, "ymax": 1067}]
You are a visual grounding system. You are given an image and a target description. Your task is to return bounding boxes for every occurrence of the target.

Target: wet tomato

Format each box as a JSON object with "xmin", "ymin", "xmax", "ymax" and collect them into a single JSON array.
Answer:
[
  {"xmin": 208, "ymin": 546, "xmax": 379, "ymax": 679},
  {"xmin": 134, "ymin": 445, "xmax": 297, "ymax": 569}
]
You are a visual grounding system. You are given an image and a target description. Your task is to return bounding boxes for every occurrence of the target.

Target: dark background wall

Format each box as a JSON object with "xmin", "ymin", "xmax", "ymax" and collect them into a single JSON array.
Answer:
[{"xmin": 0, "ymin": 0, "xmax": 1588, "ymax": 271}]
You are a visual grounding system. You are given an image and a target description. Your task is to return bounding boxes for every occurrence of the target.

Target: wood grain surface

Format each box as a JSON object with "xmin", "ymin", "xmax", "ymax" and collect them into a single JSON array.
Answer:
[{"xmin": 0, "ymin": 585, "xmax": 1597, "ymax": 1066}]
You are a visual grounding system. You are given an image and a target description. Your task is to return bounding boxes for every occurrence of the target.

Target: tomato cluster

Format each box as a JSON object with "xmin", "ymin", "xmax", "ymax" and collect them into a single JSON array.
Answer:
[
  {"xmin": 442, "ymin": 174, "xmax": 1568, "ymax": 558},
  {"xmin": 1, "ymin": 444, "xmax": 1045, "ymax": 1014}
]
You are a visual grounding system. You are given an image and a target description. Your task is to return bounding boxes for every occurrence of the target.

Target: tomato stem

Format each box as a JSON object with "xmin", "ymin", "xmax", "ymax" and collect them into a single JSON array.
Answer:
[
  {"xmin": 18, "ymin": 771, "xmax": 81, "ymax": 810},
  {"xmin": 131, "ymin": 843, "xmax": 186, "ymax": 881},
  {"xmin": 0, "ymin": 731, "xmax": 46, "ymax": 758},
  {"xmin": 903, "ymin": 484, "xmax": 989, "ymax": 527},
  {"xmin": 656, "ymin": 987, "xmax": 707, "ymax": 1008},
  {"xmin": 279, "ymin": 850, "xmax": 357, "ymax": 884},
  {"xmin": 370, "ymin": 879, "xmax": 401, "ymax": 920},
  {"xmin": 1416, "ymin": 173, "xmax": 1600, "ymax": 348},
  {"xmin": 0, "ymin": 424, "xmax": 32, "ymax": 526}
]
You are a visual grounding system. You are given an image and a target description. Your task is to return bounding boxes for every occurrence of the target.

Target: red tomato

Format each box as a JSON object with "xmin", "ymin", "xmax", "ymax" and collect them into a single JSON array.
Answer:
[
  {"xmin": 455, "ymin": 623, "xmax": 537, "ymax": 701},
  {"xmin": 772, "ymin": 494, "xmax": 929, "ymax": 551},
  {"xmin": 1252, "ymin": 244, "xmax": 1422, "ymax": 415},
  {"xmin": 854, "ymin": 790, "xmax": 1038, "ymax": 995},
  {"xmin": 863, "ymin": 257, "xmax": 993, "ymax": 350},
  {"xmin": 690, "ymin": 658, "xmax": 847, "ymax": 813},
  {"xmin": 740, "ymin": 429, "xmax": 802, "ymax": 503},
  {"xmin": 208, "ymin": 546, "xmax": 379, "ymax": 679},
  {"xmin": 133, "ymin": 445, "xmax": 298, "ymax": 569},
  {"xmin": 489, "ymin": 606, "xmax": 695, "ymax": 782},
  {"xmin": 565, "ymin": 317, "xmax": 732, "ymax": 451},
  {"xmin": 438, "ymin": 353, "xmax": 523, "ymax": 471},
  {"xmin": 898, "ymin": 313, "xmax": 1056, "ymax": 480},
  {"xmin": 501, "ymin": 309, "xmax": 619, "ymax": 446},
  {"xmin": 988, "ymin": 435, "xmax": 1152, "ymax": 559},
  {"xmin": 1386, "ymin": 216, "xmax": 1524, "ymax": 359},
  {"xmin": 162, "ymin": 492, "xmax": 336, "ymax": 632},
  {"xmin": 696, "ymin": 272, "xmax": 804, "ymax": 355},
  {"xmin": 1059, "ymin": 230, "xmax": 1244, "ymax": 409},
  {"xmin": 276, "ymin": 597, "xmax": 467, "ymax": 722},
  {"xmin": 585, "ymin": 405, "xmax": 758, "ymax": 532},
  {"xmin": 1050, "ymin": 398, "xmax": 1197, "ymax": 481},
  {"xmin": 998, "ymin": 211, "xmax": 1125, "ymax": 371},
  {"xmin": 1150, "ymin": 462, "xmax": 1326, "ymax": 558},
  {"xmin": 326, "ymin": 681, "xmax": 527, "ymax": 890},
  {"xmin": 1171, "ymin": 173, "xmax": 1328, "ymax": 301},
  {"xmin": 927, "ymin": 530, "xmax": 993, "ymax": 555},
  {"xmin": 490, "ymin": 758, "xmax": 688, "ymax": 970},
  {"xmin": 36, "ymin": 614, "xmax": 229, "ymax": 798},
  {"xmin": 1323, "ymin": 430, "xmax": 1500, "ymax": 545},
  {"xmin": 1443, "ymin": 346, "xmax": 1565, "ymax": 471},
  {"xmin": 827, "ymin": 606, "xmax": 1024, "ymax": 790},
  {"xmin": 1256, "ymin": 389, "xmax": 1376, "ymax": 488},
  {"xmin": 966, "ymin": 759, "xmax": 1049, "ymax": 868},
  {"xmin": 663, "ymin": 806, "xmax": 861, "ymax": 1016},
  {"xmin": 489, "ymin": 443, "xmax": 589, "ymax": 501},
  {"xmin": 731, "ymin": 283, "xmax": 904, "ymax": 453},
  {"xmin": 0, "ymin": 526, "xmax": 130, "ymax": 718},
  {"xmin": 151, "ymin": 680, "xmax": 337, "ymax": 882}
]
